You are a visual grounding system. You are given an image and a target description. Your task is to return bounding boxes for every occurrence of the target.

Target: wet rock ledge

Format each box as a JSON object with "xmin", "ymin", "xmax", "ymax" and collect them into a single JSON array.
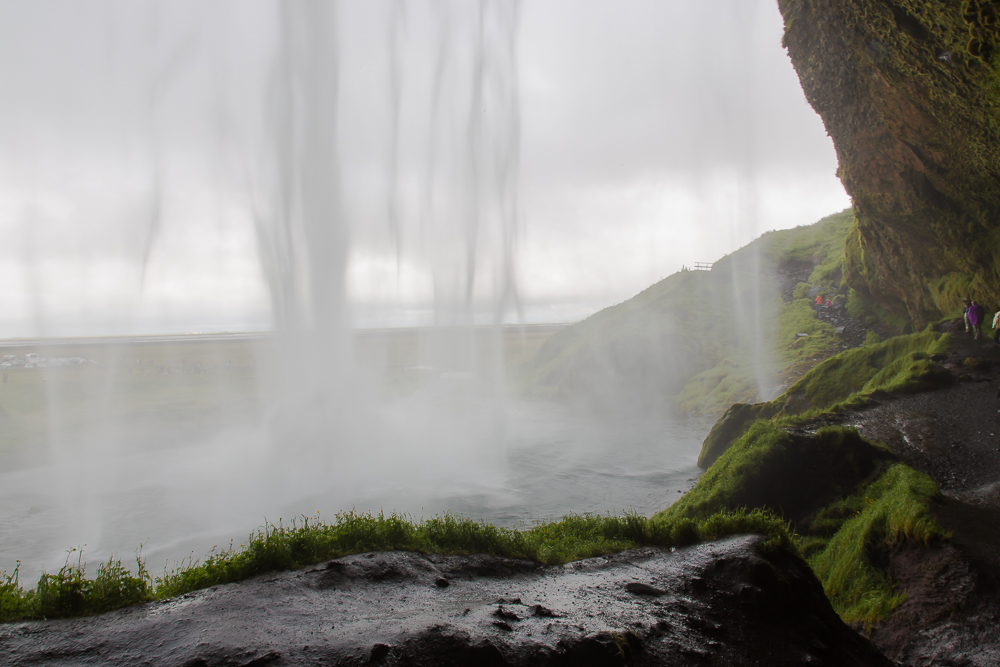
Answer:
[{"xmin": 0, "ymin": 535, "xmax": 891, "ymax": 666}]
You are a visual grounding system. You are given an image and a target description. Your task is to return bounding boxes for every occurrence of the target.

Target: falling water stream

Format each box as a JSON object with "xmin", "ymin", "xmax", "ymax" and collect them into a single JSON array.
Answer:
[{"xmin": 0, "ymin": 1, "xmax": 717, "ymax": 581}]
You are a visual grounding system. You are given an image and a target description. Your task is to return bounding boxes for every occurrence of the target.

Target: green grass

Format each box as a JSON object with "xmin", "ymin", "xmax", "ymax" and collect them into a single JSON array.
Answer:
[
  {"xmin": 661, "ymin": 421, "xmax": 794, "ymax": 523},
  {"xmin": 744, "ymin": 209, "xmax": 853, "ymax": 282},
  {"xmin": 519, "ymin": 208, "xmax": 857, "ymax": 417},
  {"xmin": 777, "ymin": 329, "xmax": 952, "ymax": 417},
  {"xmin": 666, "ymin": 418, "xmax": 949, "ymax": 628},
  {"xmin": 663, "ymin": 423, "xmax": 891, "ymax": 526},
  {"xmin": 0, "ymin": 508, "xmax": 793, "ymax": 623},
  {"xmin": 696, "ymin": 329, "xmax": 954, "ymax": 469},
  {"xmin": 675, "ymin": 357, "xmax": 760, "ymax": 415},
  {"xmin": 804, "ymin": 464, "xmax": 949, "ymax": 629},
  {"xmin": 777, "ymin": 299, "xmax": 839, "ymax": 366}
]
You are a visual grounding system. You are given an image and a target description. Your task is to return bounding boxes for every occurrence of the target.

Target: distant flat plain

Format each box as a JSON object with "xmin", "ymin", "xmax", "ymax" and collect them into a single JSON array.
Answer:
[{"xmin": 0, "ymin": 324, "xmax": 564, "ymax": 468}]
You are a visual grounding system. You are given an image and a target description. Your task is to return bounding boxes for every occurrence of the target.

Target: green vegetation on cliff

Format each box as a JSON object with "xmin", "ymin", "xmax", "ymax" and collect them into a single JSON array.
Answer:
[
  {"xmin": 521, "ymin": 209, "xmax": 862, "ymax": 417},
  {"xmin": 661, "ymin": 422, "xmax": 948, "ymax": 627},
  {"xmin": 805, "ymin": 463, "xmax": 948, "ymax": 628},
  {"xmin": 660, "ymin": 424, "xmax": 893, "ymax": 527},
  {"xmin": 777, "ymin": 329, "xmax": 952, "ymax": 414},
  {"xmin": 698, "ymin": 328, "xmax": 952, "ymax": 468}
]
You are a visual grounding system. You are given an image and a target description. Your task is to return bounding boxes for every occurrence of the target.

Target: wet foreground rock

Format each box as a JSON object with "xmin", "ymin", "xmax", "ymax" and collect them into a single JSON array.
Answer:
[{"xmin": 0, "ymin": 535, "xmax": 892, "ymax": 666}]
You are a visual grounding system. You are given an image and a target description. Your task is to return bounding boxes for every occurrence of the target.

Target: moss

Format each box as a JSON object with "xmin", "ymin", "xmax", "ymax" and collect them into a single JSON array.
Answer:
[
  {"xmin": 777, "ymin": 329, "xmax": 952, "ymax": 416},
  {"xmin": 666, "ymin": 416, "xmax": 948, "ymax": 628},
  {"xmin": 963, "ymin": 356, "xmax": 991, "ymax": 370},
  {"xmin": 804, "ymin": 463, "xmax": 949, "ymax": 628},
  {"xmin": 662, "ymin": 423, "xmax": 891, "ymax": 527},
  {"xmin": 847, "ymin": 288, "xmax": 912, "ymax": 333},
  {"xmin": 696, "ymin": 329, "xmax": 952, "ymax": 467},
  {"xmin": 697, "ymin": 402, "xmax": 778, "ymax": 468}
]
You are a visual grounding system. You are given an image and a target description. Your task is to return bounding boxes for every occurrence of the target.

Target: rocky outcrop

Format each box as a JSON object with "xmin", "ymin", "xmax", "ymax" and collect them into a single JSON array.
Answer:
[
  {"xmin": 0, "ymin": 537, "xmax": 892, "ymax": 666},
  {"xmin": 778, "ymin": 0, "xmax": 1000, "ymax": 326},
  {"xmin": 697, "ymin": 402, "xmax": 778, "ymax": 468}
]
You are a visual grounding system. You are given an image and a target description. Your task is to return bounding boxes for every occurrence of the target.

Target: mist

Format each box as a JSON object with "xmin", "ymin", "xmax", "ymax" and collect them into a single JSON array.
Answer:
[{"xmin": 0, "ymin": 0, "xmax": 847, "ymax": 580}]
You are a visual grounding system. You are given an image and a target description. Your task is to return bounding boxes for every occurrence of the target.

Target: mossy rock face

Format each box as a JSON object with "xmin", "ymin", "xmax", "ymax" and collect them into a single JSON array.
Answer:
[
  {"xmin": 779, "ymin": 0, "xmax": 1000, "ymax": 327},
  {"xmin": 962, "ymin": 355, "xmax": 991, "ymax": 370},
  {"xmin": 697, "ymin": 402, "xmax": 778, "ymax": 469},
  {"xmin": 664, "ymin": 424, "xmax": 894, "ymax": 530}
]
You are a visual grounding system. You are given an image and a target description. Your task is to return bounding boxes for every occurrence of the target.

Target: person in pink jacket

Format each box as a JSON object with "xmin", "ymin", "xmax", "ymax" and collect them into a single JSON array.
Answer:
[{"xmin": 968, "ymin": 299, "xmax": 986, "ymax": 340}]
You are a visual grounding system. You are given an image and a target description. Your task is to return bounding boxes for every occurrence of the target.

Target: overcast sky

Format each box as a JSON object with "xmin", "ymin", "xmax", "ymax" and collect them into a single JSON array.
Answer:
[{"xmin": 0, "ymin": 0, "xmax": 849, "ymax": 337}]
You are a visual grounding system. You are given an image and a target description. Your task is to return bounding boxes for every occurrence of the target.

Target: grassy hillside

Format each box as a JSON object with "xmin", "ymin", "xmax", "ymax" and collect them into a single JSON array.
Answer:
[{"xmin": 520, "ymin": 209, "xmax": 865, "ymax": 416}]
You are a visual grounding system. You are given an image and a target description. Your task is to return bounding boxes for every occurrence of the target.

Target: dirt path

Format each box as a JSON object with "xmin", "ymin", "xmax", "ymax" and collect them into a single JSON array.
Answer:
[{"xmin": 775, "ymin": 269, "xmax": 892, "ymax": 378}]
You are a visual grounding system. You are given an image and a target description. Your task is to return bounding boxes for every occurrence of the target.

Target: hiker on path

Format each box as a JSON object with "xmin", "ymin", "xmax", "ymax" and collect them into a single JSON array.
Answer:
[
  {"xmin": 993, "ymin": 309, "xmax": 1000, "ymax": 347},
  {"xmin": 815, "ymin": 294, "xmax": 823, "ymax": 313},
  {"xmin": 964, "ymin": 297, "xmax": 973, "ymax": 333},
  {"xmin": 969, "ymin": 299, "xmax": 986, "ymax": 340}
]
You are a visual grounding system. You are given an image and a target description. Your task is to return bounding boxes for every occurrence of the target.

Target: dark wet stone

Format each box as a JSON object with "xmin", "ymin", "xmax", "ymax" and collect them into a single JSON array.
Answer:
[
  {"xmin": 368, "ymin": 643, "xmax": 391, "ymax": 662},
  {"xmin": 0, "ymin": 537, "xmax": 893, "ymax": 666},
  {"xmin": 529, "ymin": 604, "xmax": 561, "ymax": 618},
  {"xmin": 494, "ymin": 606, "xmax": 520, "ymax": 622},
  {"xmin": 624, "ymin": 582, "xmax": 667, "ymax": 596}
]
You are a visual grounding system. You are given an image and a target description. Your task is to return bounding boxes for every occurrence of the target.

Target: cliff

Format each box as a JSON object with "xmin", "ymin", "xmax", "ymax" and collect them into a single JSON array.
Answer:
[{"xmin": 778, "ymin": 0, "xmax": 1000, "ymax": 326}]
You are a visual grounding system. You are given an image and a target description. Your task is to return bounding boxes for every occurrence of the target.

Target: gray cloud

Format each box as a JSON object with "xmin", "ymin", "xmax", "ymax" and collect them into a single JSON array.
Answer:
[{"xmin": 0, "ymin": 0, "xmax": 846, "ymax": 336}]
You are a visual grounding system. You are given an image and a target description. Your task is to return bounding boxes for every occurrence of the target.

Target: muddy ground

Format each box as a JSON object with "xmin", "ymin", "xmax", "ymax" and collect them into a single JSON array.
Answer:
[{"xmin": 0, "ymin": 535, "xmax": 891, "ymax": 667}]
